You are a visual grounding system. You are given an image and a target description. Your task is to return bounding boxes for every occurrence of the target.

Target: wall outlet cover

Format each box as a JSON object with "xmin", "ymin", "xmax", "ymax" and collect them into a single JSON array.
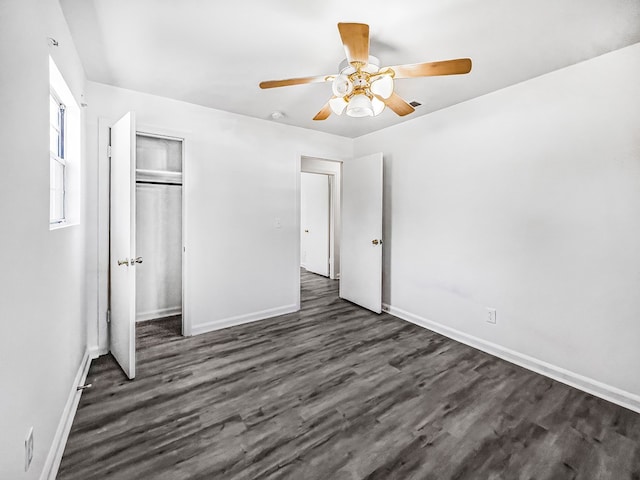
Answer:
[{"xmin": 487, "ymin": 308, "xmax": 497, "ymax": 324}]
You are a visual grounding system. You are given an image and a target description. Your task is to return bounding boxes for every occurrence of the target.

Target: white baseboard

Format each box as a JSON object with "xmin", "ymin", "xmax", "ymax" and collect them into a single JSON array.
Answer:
[
  {"xmin": 383, "ymin": 304, "xmax": 640, "ymax": 414},
  {"xmin": 136, "ymin": 306, "xmax": 182, "ymax": 322},
  {"xmin": 87, "ymin": 345, "xmax": 101, "ymax": 358},
  {"xmin": 191, "ymin": 304, "xmax": 299, "ymax": 336},
  {"xmin": 40, "ymin": 348, "xmax": 96, "ymax": 480},
  {"xmin": 94, "ymin": 347, "xmax": 109, "ymax": 357}
]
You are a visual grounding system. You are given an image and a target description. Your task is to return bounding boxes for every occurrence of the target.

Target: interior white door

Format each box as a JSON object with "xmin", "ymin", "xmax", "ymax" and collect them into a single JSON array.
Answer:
[
  {"xmin": 301, "ymin": 173, "xmax": 330, "ymax": 277},
  {"xmin": 340, "ymin": 152, "xmax": 383, "ymax": 313},
  {"xmin": 109, "ymin": 112, "xmax": 136, "ymax": 379}
]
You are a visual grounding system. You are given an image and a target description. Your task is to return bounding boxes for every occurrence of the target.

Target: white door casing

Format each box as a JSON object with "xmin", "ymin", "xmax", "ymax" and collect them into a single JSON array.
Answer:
[
  {"xmin": 109, "ymin": 112, "xmax": 137, "ymax": 379},
  {"xmin": 340, "ymin": 152, "xmax": 383, "ymax": 313},
  {"xmin": 301, "ymin": 172, "xmax": 330, "ymax": 277}
]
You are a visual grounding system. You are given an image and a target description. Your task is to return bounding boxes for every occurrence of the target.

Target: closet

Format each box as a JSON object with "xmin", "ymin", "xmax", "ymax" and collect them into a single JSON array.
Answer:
[{"xmin": 135, "ymin": 134, "xmax": 183, "ymax": 327}]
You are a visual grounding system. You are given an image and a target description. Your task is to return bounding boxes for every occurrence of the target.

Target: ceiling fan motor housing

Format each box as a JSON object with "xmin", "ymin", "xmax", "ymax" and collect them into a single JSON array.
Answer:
[{"xmin": 338, "ymin": 56, "xmax": 381, "ymax": 73}]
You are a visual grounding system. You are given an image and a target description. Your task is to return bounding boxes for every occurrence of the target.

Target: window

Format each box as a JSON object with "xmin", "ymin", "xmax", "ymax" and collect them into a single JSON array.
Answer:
[
  {"xmin": 49, "ymin": 56, "xmax": 80, "ymax": 229},
  {"xmin": 49, "ymin": 91, "xmax": 66, "ymax": 223}
]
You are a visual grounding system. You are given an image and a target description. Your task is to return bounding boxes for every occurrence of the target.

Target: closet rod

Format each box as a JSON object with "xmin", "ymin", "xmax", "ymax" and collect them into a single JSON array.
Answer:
[{"xmin": 136, "ymin": 180, "xmax": 182, "ymax": 186}]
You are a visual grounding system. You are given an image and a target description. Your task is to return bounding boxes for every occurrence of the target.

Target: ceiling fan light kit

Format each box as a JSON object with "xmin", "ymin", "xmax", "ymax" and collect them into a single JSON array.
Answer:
[
  {"xmin": 259, "ymin": 23, "xmax": 472, "ymax": 121},
  {"xmin": 328, "ymin": 56, "xmax": 393, "ymax": 117},
  {"xmin": 346, "ymin": 94, "xmax": 374, "ymax": 117},
  {"xmin": 329, "ymin": 96, "xmax": 348, "ymax": 115}
]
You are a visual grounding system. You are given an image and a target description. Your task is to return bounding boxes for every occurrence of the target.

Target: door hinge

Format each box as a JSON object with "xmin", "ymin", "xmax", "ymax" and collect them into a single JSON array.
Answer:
[
  {"xmin": 106, "ymin": 309, "xmax": 111, "ymax": 324},
  {"xmin": 107, "ymin": 145, "xmax": 112, "ymax": 158}
]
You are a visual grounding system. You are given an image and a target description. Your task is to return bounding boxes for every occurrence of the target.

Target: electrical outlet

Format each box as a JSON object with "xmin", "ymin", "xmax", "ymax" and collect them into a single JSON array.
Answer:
[
  {"xmin": 274, "ymin": 217, "xmax": 282, "ymax": 229},
  {"xmin": 487, "ymin": 308, "xmax": 497, "ymax": 324},
  {"xmin": 25, "ymin": 427, "xmax": 33, "ymax": 472}
]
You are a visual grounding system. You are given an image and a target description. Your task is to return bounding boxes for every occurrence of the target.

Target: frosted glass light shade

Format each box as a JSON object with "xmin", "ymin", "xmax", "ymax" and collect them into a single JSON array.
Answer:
[
  {"xmin": 370, "ymin": 75, "xmax": 394, "ymax": 99},
  {"xmin": 329, "ymin": 96, "xmax": 348, "ymax": 115},
  {"xmin": 346, "ymin": 94, "xmax": 374, "ymax": 117},
  {"xmin": 372, "ymin": 97, "xmax": 385, "ymax": 115},
  {"xmin": 332, "ymin": 74, "xmax": 353, "ymax": 97}
]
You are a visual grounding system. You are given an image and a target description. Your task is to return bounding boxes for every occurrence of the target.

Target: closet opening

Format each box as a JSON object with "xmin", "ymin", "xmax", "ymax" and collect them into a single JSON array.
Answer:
[{"xmin": 135, "ymin": 133, "xmax": 184, "ymax": 343}]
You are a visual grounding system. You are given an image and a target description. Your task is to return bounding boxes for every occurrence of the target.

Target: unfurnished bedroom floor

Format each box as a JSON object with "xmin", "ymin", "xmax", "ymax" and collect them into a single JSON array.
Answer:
[{"xmin": 58, "ymin": 271, "xmax": 640, "ymax": 479}]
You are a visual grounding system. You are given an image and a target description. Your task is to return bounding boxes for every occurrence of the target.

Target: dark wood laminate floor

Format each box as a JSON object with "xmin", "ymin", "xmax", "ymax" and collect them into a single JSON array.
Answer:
[{"xmin": 59, "ymin": 271, "xmax": 640, "ymax": 479}]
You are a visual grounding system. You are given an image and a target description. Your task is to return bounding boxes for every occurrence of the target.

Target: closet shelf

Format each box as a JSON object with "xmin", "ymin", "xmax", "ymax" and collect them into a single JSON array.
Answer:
[{"xmin": 136, "ymin": 169, "xmax": 182, "ymax": 186}]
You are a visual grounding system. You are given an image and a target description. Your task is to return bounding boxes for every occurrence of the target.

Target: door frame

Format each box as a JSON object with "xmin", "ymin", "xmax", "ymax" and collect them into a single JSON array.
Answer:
[{"xmin": 135, "ymin": 128, "xmax": 190, "ymax": 336}]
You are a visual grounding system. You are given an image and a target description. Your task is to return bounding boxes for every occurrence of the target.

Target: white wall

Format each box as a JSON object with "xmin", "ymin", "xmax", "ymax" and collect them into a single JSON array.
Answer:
[
  {"xmin": 0, "ymin": 0, "xmax": 89, "ymax": 478},
  {"xmin": 136, "ymin": 183, "xmax": 182, "ymax": 321},
  {"xmin": 354, "ymin": 43, "xmax": 640, "ymax": 407},
  {"xmin": 85, "ymin": 82, "xmax": 352, "ymax": 346}
]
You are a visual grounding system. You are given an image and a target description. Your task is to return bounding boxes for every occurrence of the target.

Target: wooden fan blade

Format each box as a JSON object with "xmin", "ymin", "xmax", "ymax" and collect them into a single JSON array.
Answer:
[
  {"xmin": 337, "ymin": 23, "xmax": 370, "ymax": 66},
  {"xmin": 388, "ymin": 58, "xmax": 472, "ymax": 79},
  {"xmin": 259, "ymin": 74, "xmax": 332, "ymax": 89},
  {"xmin": 376, "ymin": 92, "xmax": 415, "ymax": 116},
  {"xmin": 313, "ymin": 101, "xmax": 332, "ymax": 121}
]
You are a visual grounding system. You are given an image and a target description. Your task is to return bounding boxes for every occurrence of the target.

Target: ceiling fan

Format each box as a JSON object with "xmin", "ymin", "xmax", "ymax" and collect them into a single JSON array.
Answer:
[{"xmin": 259, "ymin": 23, "xmax": 472, "ymax": 121}]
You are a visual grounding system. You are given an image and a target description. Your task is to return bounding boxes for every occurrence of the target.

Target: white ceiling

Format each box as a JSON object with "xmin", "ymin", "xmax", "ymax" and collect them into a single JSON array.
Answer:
[{"xmin": 60, "ymin": 0, "xmax": 640, "ymax": 138}]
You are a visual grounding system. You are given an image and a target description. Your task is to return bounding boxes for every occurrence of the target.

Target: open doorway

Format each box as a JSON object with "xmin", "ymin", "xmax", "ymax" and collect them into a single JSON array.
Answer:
[
  {"xmin": 299, "ymin": 156, "xmax": 341, "ymax": 303},
  {"xmin": 135, "ymin": 133, "xmax": 184, "ymax": 345}
]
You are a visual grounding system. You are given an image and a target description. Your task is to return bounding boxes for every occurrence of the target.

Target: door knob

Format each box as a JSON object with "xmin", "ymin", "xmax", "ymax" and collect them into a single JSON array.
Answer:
[
  {"xmin": 371, "ymin": 239, "xmax": 383, "ymax": 245},
  {"xmin": 134, "ymin": 256, "xmax": 143, "ymax": 264},
  {"xmin": 117, "ymin": 258, "xmax": 129, "ymax": 266}
]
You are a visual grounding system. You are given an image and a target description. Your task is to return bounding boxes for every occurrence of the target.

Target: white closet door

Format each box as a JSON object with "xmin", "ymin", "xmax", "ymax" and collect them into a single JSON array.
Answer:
[{"xmin": 109, "ymin": 112, "xmax": 137, "ymax": 379}]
